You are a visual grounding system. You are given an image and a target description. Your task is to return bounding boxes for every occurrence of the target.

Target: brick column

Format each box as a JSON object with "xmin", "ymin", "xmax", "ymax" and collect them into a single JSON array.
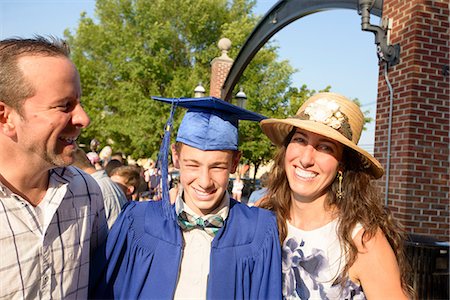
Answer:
[
  {"xmin": 210, "ymin": 38, "xmax": 233, "ymax": 99},
  {"xmin": 375, "ymin": 0, "xmax": 449, "ymax": 241}
]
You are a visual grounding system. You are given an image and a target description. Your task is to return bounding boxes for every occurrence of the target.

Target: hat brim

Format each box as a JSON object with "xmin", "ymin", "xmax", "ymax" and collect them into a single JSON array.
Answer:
[{"xmin": 260, "ymin": 118, "xmax": 384, "ymax": 179}]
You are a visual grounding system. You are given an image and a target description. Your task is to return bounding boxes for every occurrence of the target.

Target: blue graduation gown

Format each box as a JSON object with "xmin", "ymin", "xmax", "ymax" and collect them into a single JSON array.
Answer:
[{"xmin": 90, "ymin": 199, "xmax": 281, "ymax": 299}]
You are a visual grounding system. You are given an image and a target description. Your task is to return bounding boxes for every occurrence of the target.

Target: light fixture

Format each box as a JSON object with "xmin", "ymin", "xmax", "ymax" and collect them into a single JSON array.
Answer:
[
  {"xmin": 194, "ymin": 82, "xmax": 206, "ymax": 98},
  {"xmin": 235, "ymin": 87, "xmax": 247, "ymax": 108}
]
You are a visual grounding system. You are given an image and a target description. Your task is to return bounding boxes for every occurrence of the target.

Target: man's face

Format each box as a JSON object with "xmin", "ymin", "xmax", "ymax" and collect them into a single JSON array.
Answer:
[
  {"xmin": 172, "ymin": 144, "xmax": 240, "ymax": 216},
  {"xmin": 8, "ymin": 55, "xmax": 90, "ymax": 168}
]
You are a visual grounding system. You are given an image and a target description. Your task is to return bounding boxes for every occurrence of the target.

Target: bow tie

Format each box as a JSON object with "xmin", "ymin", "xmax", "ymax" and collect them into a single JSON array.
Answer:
[{"xmin": 177, "ymin": 211, "xmax": 224, "ymax": 237}]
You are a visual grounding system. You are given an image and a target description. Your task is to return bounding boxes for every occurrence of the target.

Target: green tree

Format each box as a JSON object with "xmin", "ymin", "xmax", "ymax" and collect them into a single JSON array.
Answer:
[{"xmin": 66, "ymin": 0, "xmax": 301, "ymax": 162}]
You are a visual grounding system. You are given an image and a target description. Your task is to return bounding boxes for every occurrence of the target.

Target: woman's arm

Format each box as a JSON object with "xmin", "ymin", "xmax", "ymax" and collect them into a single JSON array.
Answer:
[{"xmin": 350, "ymin": 228, "xmax": 409, "ymax": 299}]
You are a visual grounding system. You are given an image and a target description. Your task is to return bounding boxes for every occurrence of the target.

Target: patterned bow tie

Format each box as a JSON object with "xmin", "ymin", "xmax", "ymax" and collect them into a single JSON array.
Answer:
[{"xmin": 177, "ymin": 211, "xmax": 224, "ymax": 237}]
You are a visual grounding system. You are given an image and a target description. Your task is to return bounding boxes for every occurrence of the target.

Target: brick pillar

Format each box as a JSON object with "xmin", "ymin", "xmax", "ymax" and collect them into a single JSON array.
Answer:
[
  {"xmin": 375, "ymin": 0, "xmax": 449, "ymax": 241},
  {"xmin": 210, "ymin": 38, "xmax": 233, "ymax": 99}
]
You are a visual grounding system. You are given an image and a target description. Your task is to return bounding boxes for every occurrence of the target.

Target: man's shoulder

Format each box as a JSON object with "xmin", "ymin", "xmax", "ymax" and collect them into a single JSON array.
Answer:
[
  {"xmin": 52, "ymin": 166, "xmax": 102, "ymax": 195},
  {"xmin": 52, "ymin": 165, "xmax": 93, "ymax": 181}
]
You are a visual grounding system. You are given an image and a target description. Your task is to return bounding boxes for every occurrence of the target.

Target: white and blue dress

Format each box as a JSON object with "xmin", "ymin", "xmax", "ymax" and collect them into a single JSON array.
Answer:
[{"xmin": 282, "ymin": 219, "xmax": 366, "ymax": 300}]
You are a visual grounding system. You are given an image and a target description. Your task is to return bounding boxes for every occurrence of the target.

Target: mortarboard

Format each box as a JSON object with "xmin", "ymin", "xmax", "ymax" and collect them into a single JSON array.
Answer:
[
  {"xmin": 152, "ymin": 96, "xmax": 266, "ymax": 150},
  {"xmin": 151, "ymin": 96, "xmax": 266, "ymax": 218}
]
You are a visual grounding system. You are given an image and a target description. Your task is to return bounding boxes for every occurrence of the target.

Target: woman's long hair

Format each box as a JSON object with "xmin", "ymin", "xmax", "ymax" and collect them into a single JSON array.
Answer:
[{"xmin": 259, "ymin": 132, "xmax": 414, "ymax": 297}]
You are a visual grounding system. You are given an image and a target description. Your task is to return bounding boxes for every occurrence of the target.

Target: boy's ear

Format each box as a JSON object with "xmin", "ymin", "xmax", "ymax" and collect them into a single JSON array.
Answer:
[
  {"xmin": 0, "ymin": 101, "xmax": 17, "ymax": 137},
  {"xmin": 171, "ymin": 143, "xmax": 180, "ymax": 169},
  {"xmin": 230, "ymin": 151, "xmax": 242, "ymax": 174},
  {"xmin": 127, "ymin": 185, "xmax": 135, "ymax": 196}
]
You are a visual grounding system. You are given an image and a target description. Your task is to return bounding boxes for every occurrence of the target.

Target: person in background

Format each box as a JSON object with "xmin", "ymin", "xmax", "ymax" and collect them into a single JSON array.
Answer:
[
  {"xmin": 87, "ymin": 138, "xmax": 102, "ymax": 170},
  {"xmin": 134, "ymin": 165, "xmax": 151, "ymax": 201},
  {"xmin": 110, "ymin": 165, "xmax": 141, "ymax": 201},
  {"xmin": 86, "ymin": 151, "xmax": 101, "ymax": 169},
  {"xmin": 111, "ymin": 152, "xmax": 125, "ymax": 164},
  {"xmin": 148, "ymin": 168, "xmax": 162, "ymax": 200},
  {"xmin": 248, "ymin": 172, "xmax": 269, "ymax": 206},
  {"xmin": 99, "ymin": 145, "xmax": 112, "ymax": 167},
  {"xmin": 72, "ymin": 148, "xmax": 127, "ymax": 228},
  {"xmin": 231, "ymin": 174, "xmax": 244, "ymax": 202},
  {"xmin": 90, "ymin": 138, "xmax": 100, "ymax": 152},
  {"xmin": 90, "ymin": 96, "xmax": 282, "ymax": 299},
  {"xmin": 259, "ymin": 92, "xmax": 413, "ymax": 299},
  {"xmin": 104, "ymin": 159, "xmax": 123, "ymax": 177},
  {"xmin": 0, "ymin": 36, "xmax": 107, "ymax": 299}
]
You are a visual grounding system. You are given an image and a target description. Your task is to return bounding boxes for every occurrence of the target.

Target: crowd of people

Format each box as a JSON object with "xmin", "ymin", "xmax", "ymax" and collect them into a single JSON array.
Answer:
[{"xmin": 0, "ymin": 36, "xmax": 413, "ymax": 299}]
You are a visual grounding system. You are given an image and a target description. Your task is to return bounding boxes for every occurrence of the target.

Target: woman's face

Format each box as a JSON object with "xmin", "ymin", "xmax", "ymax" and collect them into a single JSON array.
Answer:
[{"xmin": 284, "ymin": 129, "xmax": 343, "ymax": 203}]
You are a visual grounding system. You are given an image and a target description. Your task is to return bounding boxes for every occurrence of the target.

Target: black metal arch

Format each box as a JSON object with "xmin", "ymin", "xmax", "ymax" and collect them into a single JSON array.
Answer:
[{"xmin": 222, "ymin": 0, "xmax": 384, "ymax": 101}]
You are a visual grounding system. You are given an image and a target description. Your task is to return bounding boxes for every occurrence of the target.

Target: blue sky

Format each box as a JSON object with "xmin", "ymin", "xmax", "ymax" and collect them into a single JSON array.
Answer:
[{"xmin": 0, "ymin": 0, "xmax": 380, "ymax": 153}]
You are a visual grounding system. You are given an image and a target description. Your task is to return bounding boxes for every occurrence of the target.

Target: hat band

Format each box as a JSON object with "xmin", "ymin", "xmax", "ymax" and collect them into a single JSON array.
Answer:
[{"xmin": 294, "ymin": 111, "xmax": 353, "ymax": 141}]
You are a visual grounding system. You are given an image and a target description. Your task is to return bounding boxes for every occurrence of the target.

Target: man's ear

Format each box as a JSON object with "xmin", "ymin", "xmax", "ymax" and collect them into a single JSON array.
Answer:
[
  {"xmin": 0, "ymin": 101, "xmax": 16, "ymax": 137},
  {"xmin": 171, "ymin": 143, "xmax": 180, "ymax": 169},
  {"xmin": 230, "ymin": 150, "xmax": 242, "ymax": 174}
]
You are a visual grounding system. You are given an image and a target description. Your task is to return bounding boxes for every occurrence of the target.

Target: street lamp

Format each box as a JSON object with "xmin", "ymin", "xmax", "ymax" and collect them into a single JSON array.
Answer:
[
  {"xmin": 235, "ymin": 86, "xmax": 247, "ymax": 108},
  {"xmin": 194, "ymin": 82, "xmax": 206, "ymax": 98}
]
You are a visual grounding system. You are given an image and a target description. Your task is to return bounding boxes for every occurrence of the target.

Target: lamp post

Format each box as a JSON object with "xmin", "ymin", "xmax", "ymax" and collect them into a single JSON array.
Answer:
[
  {"xmin": 194, "ymin": 82, "xmax": 206, "ymax": 98},
  {"xmin": 235, "ymin": 87, "xmax": 247, "ymax": 108}
]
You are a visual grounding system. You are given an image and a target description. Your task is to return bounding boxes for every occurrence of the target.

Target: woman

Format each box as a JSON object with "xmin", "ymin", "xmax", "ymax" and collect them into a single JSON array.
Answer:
[
  {"xmin": 232, "ymin": 174, "xmax": 244, "ymax": 202},
  {"xmin": 259, "ymin": 92, "xmax": 412, "ymax": 299}
]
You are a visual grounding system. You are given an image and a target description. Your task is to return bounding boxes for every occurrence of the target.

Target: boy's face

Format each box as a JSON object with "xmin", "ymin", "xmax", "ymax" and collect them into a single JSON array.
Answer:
[{"xmin": 172, "ymin": 143, "xmax": 240, "ymax": 216}]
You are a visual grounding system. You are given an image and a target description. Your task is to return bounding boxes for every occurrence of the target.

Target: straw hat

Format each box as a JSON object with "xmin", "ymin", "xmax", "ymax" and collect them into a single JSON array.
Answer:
[{"xmin": 260, "ymin": 92, "xmax": 384, "ymax": 179}]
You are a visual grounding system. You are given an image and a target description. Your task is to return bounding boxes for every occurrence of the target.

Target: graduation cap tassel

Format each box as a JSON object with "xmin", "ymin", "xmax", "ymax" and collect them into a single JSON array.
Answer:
[{"xmin": 156, "ymin": 100, "xmax": 178, "ymax": 220}]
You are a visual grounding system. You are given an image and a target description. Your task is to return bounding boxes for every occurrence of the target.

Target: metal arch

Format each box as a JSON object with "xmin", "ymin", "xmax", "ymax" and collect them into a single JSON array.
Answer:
[{"xmin": 221, "ymin": 0, "xmax": 384, "ymax": 101}]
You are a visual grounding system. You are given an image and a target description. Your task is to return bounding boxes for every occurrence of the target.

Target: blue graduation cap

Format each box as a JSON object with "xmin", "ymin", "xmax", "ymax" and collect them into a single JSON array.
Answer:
[
  {"xmin": 152, "ymin": 96, "xmax": 266, "ymax": 151},
  {"xmin": 151, "ymin": 96, "xmax": 266, "ymax": 218}
]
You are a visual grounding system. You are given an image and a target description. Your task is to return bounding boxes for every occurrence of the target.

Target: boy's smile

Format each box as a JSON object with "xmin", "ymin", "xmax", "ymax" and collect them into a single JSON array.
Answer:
[{"xmin": 172, "ymin": 144, "xmax": 239, "ymax": 216}]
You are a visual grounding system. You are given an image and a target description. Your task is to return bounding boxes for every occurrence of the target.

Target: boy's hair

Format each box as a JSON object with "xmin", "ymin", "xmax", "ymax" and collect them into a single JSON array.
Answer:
[
  {"xmin": 0, "ymin": 35, "xmax": 70, "ymax": 112},
  {"xmin": 105, "ymin": 159, "xmax": 123, "ymax": 177},
  {"xmin": 174, "ymin": 141, "xmax": 240, "ymax": 160},
  {"xmin": 110, "ymin": 165, "xmax": 141, "ymax": 193}
]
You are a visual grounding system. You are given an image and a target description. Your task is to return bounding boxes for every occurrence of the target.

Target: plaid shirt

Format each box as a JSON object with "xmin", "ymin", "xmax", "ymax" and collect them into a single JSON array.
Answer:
[{"xmin": 0, "ymin": 166, "xmax": 108, "ymax": 299}]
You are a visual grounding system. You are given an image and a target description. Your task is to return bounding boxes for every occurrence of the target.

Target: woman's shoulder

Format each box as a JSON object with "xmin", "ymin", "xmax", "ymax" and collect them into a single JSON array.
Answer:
[
  {"xmin": 351, "ymin": 226, "xmax": 386, "ymax": 252},
  {"xmin": 349, "ymin": 227, "xmax": 407, "ymax": 299}
]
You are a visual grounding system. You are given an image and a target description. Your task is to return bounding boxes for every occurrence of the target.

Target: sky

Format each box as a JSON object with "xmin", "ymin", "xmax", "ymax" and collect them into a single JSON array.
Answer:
[{"xmin": 0, "ymin": 0, "xmax": 381, "ymax": 153}]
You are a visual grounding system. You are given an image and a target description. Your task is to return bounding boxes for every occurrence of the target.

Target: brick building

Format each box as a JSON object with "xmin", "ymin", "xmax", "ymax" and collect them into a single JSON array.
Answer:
[{"xmin": 374, "ymin": 0, "xmax": 449, "ymax": 242}]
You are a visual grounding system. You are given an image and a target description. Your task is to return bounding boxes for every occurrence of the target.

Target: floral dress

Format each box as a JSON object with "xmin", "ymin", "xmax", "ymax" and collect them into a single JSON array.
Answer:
[{"xmin": 282, "ymin": 219, "xmax": 365, "ymax": 300}]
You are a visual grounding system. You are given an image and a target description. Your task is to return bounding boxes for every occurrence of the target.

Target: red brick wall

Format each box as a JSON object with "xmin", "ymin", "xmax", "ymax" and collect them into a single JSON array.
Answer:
[
  {"xmin": 209, "ymin": 57, "xmax": 232, "ymax": 99},
  {"xmin": 375, "ymin": 0, "xmax": 449, "ymax": 241}
]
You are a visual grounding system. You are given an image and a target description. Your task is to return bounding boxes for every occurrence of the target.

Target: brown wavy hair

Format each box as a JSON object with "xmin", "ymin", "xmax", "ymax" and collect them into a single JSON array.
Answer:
[{"xmin": 259, "ymin": 130, "xmax": 414, "ymax": 297}]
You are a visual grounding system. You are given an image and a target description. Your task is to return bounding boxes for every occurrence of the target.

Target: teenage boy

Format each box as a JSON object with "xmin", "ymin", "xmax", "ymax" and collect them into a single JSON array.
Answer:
[{"xmin": 91, "ymin": 96, "xmax": 281, "ymax": 299}]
